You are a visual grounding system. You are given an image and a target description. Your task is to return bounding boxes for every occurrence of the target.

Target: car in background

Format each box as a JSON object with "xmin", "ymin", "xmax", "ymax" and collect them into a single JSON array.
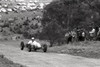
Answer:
[
  {"xmin": 37, "ymin": 3, "xmax": 45, "ymax": 10},
  {"xmin": 19, "ymin": 6, "xmax": 27, "ymax": 12},
  {"xmin": 12, "ymin": 8, "xmax": 19, "ymax": 13},
  {"xmin": 0, "ymin": 8, "xmax": 7, "ymax": 13},
  {"xmin": 14, "ymin": 5, "xmax": 20, "ymax": 9},
  {"xmin": 26, "ymin": 2, "xmax": 38, "ymax": 11},
  {"xmin": 2, "ymin": 4, "xmax": 8, "ymax": 8},
  {"xmin": 7, "ymin": 8, "xmax": 13, "ymax": 12}
]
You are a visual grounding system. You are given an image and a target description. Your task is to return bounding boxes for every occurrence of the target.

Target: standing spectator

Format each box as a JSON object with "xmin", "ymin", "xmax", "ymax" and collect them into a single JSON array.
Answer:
[
  {"xmin": 95, "ymin": 27, "xmax": 99, "ymax": 37},
  {"xmin": 89, "ymin": 27, "xmax": 95, "ymax": 40}
]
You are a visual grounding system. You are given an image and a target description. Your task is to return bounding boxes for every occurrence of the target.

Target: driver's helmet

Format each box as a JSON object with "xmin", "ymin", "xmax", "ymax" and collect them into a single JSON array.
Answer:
[{"xmin": 31, "ymin": 37, "xmax": 35, "ymax": 40}]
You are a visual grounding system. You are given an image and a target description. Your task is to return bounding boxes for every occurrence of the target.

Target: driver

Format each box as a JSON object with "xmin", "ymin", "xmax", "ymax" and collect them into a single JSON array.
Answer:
[{"xmin": 28, "ymin": 37, "xmax": 41, "ymax": 48}]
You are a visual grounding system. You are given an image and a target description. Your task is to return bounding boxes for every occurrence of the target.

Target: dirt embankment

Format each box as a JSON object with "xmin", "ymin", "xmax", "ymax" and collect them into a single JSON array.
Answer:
[{"xmin": 0, "ymin": 55, "xmax": 25, "ymax": 67}]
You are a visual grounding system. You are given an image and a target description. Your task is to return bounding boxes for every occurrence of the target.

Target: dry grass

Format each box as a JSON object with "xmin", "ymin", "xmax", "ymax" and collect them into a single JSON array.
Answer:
[{"xmin": 48, "ymin": 41, "xmax": 100, "ymax": 59}]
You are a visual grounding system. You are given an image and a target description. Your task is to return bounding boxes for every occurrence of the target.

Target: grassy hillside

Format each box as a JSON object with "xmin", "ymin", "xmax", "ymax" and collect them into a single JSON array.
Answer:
[
  {"xmin": 0, "ymin": 9, "xmax": 43, "ymax": 39},
  {"xmin": 48, "ymin": 41, "xmax": 100, "ymax": 59}
]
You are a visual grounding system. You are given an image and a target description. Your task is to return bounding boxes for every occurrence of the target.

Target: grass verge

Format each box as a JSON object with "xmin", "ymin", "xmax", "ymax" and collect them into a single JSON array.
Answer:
[
  {"xmin": 48, "ymin": 41, "xmax": 100, "ymax": 59},
  {"xmin": 0, "ymin": 55, "xmax": 26, "ymax": 67}
]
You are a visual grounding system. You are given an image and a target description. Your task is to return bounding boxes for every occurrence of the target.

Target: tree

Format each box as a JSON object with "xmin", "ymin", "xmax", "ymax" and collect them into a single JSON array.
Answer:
[
  {"xmin": 41, "ymin": 0, "xmax": 100, "ymax": 46},
  {"xmin": 42, "ymin": 0, "xmax": 100, "ymax": 29},
  {"xmin": 41, "ymin": 20, "xmax": 63, "ymax": 47},
  {"xmin": 42, "ymin": 0, "xmax": 85, "ymax": 29}
]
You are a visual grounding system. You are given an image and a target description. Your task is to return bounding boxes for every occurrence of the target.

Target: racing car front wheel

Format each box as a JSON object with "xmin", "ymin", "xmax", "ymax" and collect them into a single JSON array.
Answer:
[
  {"xmin": 28, "ymin": 44, "xmax": 32, "ymax": 52},
  {"xmin": 20, "ymin": 41, "xmax": 25, "ymax": 50}
]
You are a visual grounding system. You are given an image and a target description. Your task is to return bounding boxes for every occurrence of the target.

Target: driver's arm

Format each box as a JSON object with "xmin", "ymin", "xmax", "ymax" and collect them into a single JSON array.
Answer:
[{"xmin": 28, "ymin": 40, "xmax": 32, "ymax": 44}]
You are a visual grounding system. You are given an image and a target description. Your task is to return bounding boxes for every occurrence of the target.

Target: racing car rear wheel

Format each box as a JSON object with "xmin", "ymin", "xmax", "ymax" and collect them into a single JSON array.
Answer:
[{"xmin": 42, "ymin": 44, "xmax": 47, "ymax": 52}]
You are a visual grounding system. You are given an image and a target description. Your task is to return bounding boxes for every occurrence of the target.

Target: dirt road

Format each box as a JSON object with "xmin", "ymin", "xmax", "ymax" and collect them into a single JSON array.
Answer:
[{"xmin": 0, "ymin": 44, "xmax": 100, "ymax": 67}]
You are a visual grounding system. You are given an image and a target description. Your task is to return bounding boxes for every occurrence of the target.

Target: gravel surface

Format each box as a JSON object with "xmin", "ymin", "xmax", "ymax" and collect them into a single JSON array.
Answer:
[{"xmin": 0, "ymin": 44, "xmax": 100, "ymax": 67}]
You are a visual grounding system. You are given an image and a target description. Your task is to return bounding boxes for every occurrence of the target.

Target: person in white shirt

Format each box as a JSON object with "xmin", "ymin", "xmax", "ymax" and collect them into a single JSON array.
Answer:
[
  {"xmin": 28, "ymin": 37, "xmax": 41, "ymax": 48},
  {"xmin": 89, "ymin": 28, "xmax": 95, "ymax": 37},
  {"xmin": 97, "ymin": 27, "xmax": 100, "ymax": 36}
]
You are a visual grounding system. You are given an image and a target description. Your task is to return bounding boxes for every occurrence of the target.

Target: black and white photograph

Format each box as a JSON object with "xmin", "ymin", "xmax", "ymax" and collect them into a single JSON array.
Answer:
[{"xmin": 0, "ymin": 0, "xmax": 100, "ymax": 67}]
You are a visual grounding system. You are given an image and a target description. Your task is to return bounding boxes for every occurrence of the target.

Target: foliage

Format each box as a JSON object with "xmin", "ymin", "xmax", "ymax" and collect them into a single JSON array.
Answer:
[
  {"xmin": 41, "ymin": 0, "xmax": 100, "ymax": 46},
  {"xmin": 42, "ymin": 0, "xmax": 100, "ymax": 29},
  {"xmin": 1, "ymin": 0, "xmax": 100, "ymax": 46},
  {"xmin": 40, "ymin": 19, "xmax": 64, "ymax": 47}
]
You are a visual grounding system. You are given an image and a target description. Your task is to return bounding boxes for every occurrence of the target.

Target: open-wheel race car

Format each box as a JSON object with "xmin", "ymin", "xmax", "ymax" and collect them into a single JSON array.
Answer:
[{"xmin": 20, "ymin": 41, "xmax": 47, "ymax": 52}]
